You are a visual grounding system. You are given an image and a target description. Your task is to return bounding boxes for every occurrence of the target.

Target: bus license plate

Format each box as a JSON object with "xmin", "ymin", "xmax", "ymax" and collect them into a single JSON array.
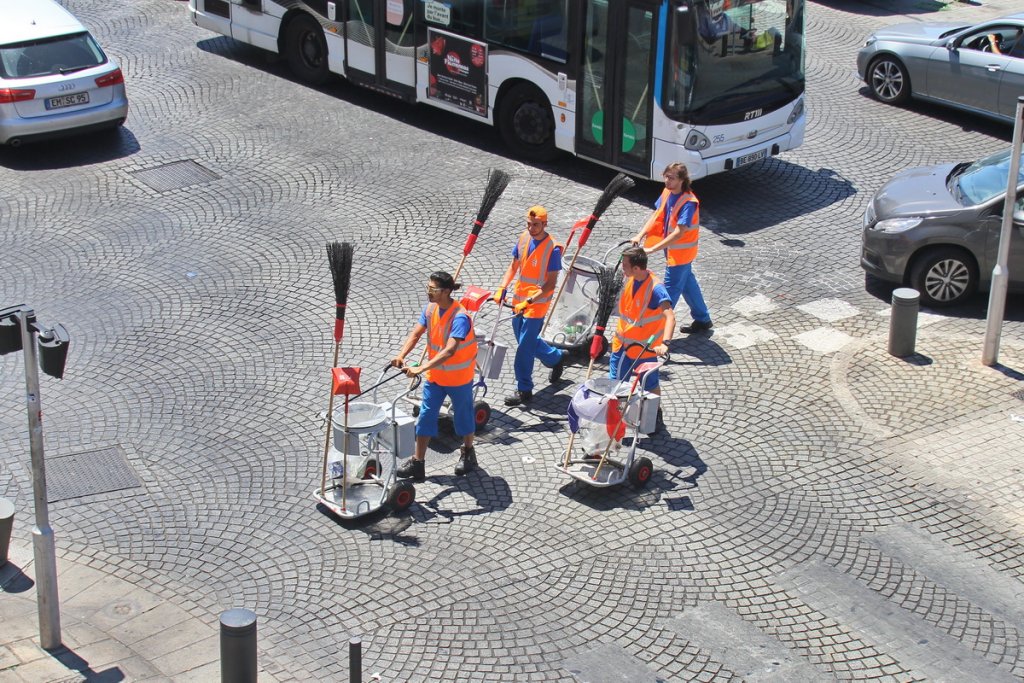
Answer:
[
  {"xmin": 45, "ymin": 93, "xmax": 90, "ymax": 110},
  {"xmin": 736, "ymin": 149, "xmax": 767, "ymax": 166}
]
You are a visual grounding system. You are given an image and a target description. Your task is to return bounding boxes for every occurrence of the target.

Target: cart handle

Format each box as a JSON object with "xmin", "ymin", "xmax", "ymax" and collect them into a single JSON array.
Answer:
[{"xmin": 602, "ymin": 239, "xmax": 634, "ymax": 267}]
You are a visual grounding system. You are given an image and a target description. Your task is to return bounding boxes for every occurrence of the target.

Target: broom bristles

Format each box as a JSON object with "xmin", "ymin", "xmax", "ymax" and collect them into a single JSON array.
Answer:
[
  {"xmin": 473, "ymin": 168, "xmax": 511, "ymax": 229},
  {"xmin": 594, "ymin": 265, "xmax": 623, "ymax": 329},
  {"xmin": 326, "ymin": 241, "xmax": 355, "ymax": 321},
  {"xmin": 587, "ymin": 173, "xmax": 636, "ymax": 229}
]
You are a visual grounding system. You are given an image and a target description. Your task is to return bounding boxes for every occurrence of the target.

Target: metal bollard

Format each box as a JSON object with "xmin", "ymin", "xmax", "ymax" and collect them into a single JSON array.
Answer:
[
  {"xmin": 889, "ymin": 287, "xmax": 919, "ymax": 358},
  {"xmin": 350, "ymin": 636, "xmax": 362, "ymax": 683},
  {"xmin": 220, "ymin": 608, "xmax": 257, "ymax": 683},
  {"xmin": 0, "ymin": 498, "xmax": 13, "ymax": 566}
]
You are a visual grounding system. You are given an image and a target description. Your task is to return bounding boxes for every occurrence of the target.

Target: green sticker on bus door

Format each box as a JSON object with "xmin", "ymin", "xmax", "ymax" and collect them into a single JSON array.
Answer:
[{"xmin": 591, "ymin": 111, "xmax": 637, "ymax": 153}]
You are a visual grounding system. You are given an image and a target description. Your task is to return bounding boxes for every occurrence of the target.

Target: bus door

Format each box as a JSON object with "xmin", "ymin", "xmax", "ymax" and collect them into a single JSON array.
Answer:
[
  {"xmin": 576, "ymin": 0, "xmax": 659, "ymax": 174},
  {"xmin": 345, "ymin": 0, "xmax": 417, "ymax": 98}
]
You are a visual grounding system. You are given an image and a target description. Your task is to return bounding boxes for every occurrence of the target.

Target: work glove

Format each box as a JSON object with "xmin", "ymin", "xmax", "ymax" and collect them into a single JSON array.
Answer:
[
  {"xmin": 492, "ymin": 286, "xmax": 506, "ymax": 304},
  {"xmin": 513, "ymin": 300, "xmax": 530, "ymax": 315}
]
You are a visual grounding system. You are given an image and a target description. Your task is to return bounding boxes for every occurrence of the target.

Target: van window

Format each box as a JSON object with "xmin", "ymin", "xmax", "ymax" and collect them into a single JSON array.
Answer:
[{"xmin": 0, "ymin": 32, "xmax": 107, "ymax": 79}]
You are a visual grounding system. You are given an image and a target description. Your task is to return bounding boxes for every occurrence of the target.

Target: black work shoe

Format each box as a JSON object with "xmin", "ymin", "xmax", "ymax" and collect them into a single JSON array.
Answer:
[
  {"xmin": 396, "ymin": 458, "xmax": 425, "ymax": 482},
  {"xmin": 680, "ymin": 319, "xmax": 714, "ymax": 334},
  {"xmin": 549, "ymin": 353, "xmax": 568, "ymax": 383},
  {"xmin": 504, "ymin": 390, "xmax": 533, "ymax": 407},
  {"xmin": 454, "ymin": 446, "xmax": 477, "ymax": 476}
]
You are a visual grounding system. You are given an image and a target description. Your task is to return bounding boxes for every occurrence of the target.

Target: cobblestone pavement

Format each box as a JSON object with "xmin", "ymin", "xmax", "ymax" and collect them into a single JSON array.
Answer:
[{"xmin": 2, "ymin": 0, "xmax": 1024, "ymax": 680}]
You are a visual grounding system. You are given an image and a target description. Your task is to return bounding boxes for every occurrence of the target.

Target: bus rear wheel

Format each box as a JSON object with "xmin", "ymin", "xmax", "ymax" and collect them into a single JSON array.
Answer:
[
  {"xmin": 498, "ymin": 83, "xmax": 557, "ymax": 162},
  {"xmin": 285, "ymin": 14, "xmax": 329, "ymax": 85}
]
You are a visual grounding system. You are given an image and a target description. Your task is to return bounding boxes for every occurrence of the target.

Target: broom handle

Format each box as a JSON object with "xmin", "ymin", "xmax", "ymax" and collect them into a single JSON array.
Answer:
[
  {"xmin": 592, "ymin": 372, "xmax": 641, "ymax": 481},
  {"xmin": 342, "ymin": 396, "xmax": 349, "ymax": 512},
  {"xmin": 562, "ymin": 344, "xmax": 601, "ymax": 469},
  {"xmin": 321, "ymin": 341, "xmax": 341, "ymax": 496}
]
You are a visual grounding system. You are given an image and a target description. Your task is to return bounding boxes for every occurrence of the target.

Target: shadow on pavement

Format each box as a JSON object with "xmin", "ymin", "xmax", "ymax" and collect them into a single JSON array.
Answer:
[
  {"xmin": 192, "ymin": 36, "xmax": 843, "ymax": 227},
  {"xmin": 0, "ymin": 127, "xmax": 140, "ymax": 170},
  {"xmin": 668, "ymin": 334, "xmax": 732, "ymax": 368},
  {"xmin": 0, "ymin": 561, "xmax": 35, "ymax": 593},
  {"xmin": 813, "ymin": 0, "xmax": 981, "ymax": 15},
  {"xmin": 865, "ymin": 274, "xmax": 1024, "ymax": 322},
  {"xmin": 48, "ymin": 646, "xmax": 125, "ymax": 682},
  {"xmin": 856, "ymin": 88, "xmax": 1012, "ymax": 140}
]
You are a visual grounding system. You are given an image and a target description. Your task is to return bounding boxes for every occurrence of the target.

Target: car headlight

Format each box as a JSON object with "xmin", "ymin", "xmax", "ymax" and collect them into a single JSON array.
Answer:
[
  {"xmin": 862, "ymin": 37, "xmax": 876, "ymax": 48},
  {"xmin": 870, "ymin": 217, "xmax": 922, "ymax": 233}
]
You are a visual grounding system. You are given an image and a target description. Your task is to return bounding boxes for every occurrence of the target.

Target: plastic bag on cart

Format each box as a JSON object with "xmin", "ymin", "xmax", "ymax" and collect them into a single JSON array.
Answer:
[
  {"xmin": 328, "ymin": 449, "xmax": 377, "ymax": 484},
  {"xmin": 567, "ymin": 381, "xmax": 628, "ymax": 454}
]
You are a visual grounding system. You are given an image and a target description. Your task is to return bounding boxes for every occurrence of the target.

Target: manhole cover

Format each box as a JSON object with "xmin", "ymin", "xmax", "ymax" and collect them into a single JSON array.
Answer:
[
  {"xmin": 129, "ymin": 160, "xmax": 220, "ymax": 192},
  {"xmin": 46, "ymin": 446, "xmax": 142, "ymax": 502}
]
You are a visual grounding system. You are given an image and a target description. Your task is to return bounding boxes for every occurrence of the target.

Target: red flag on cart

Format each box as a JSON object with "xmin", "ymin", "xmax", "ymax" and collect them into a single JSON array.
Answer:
[{"xmin": 332, "ymin": 367, "xmax": 362, "ymax": 395}]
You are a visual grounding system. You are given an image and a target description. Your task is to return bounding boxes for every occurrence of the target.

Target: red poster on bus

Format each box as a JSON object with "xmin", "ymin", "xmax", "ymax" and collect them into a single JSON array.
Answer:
[{"xmin": 427, "ymin": 29, "xmax": 487, "ymax": 117}]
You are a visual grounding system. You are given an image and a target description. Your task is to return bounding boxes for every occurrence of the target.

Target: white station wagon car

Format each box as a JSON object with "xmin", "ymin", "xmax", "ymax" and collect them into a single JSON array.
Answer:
[{"xmin": 0, "ymin": 0, "xmax": 128, "ymax": 146}]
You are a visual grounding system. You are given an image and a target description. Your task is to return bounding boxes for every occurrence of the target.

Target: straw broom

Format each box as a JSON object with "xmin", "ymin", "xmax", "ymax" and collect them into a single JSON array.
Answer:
[
  {"xmin": 321, "ymin": 241, "xmax": 354, "ymax": 501},
  {"xmin": 542, "ymin": 173, "xmax": 635, "ymax": 335},
  {"xmin": 562, "ymin": 265, "xmax": 622, "ymax": 468},
  {"xmin": 408, "ymin": 169, "xmax": 510, "ymax": 383}
]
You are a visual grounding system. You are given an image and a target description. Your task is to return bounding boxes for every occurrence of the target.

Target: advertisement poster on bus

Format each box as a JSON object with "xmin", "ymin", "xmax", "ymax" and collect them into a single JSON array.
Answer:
[{"xmin": 427, "ymin": 29, "xmax": 488, "ymax": 117}]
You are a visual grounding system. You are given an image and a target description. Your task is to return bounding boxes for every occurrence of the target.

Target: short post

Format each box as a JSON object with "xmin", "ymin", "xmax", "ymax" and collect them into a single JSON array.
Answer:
[
  {"xmin": 0, "ymin": 498, "xmax": 14, "ymax": 566},
  {"xmin": 220, "ymin": 608, "xmax": 257, "ymax": 683},
  {"xmin": 349, "ymin": 636, "xmax": 362, "ymax": 683},
  {"xmin": 889, "ymin": 287, "xmax": 919, "ymax": 358}
]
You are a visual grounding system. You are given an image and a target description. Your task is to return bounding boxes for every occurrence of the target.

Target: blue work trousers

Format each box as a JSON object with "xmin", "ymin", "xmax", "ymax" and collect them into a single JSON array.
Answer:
[
  {"xmin": 511, "ymin": 315, "xmax": 564, "ymax": 392},
  {"xmin": 416, "ymin": 380, "xmax": 475, "ymax": 437},
  {"xmin": 664, "ymin": 263, "xmax": 710, "ymax": 323}
]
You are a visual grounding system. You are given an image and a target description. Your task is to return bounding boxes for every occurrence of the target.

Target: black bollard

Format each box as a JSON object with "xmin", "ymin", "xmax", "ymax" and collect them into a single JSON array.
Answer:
[
  {"xmin": 220, "ymin": 608, "xmax": 257, "ymax": 683},
  {"xmin": 888, "ymin": 287, "xmax": 919, "ymax": 358},
  {"xmin": 349, "ymin": 636, "xmax": 362, "ymax": 683},
  {"xmin": 0, "ymin": 498, "xmax": 13, "ymax": 566}
]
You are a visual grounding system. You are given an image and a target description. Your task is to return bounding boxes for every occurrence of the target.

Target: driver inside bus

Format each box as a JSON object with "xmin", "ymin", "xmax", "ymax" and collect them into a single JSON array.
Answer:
[{"xmin": 698, "ymin": 0, "xmax": 756, "ymax": 45}]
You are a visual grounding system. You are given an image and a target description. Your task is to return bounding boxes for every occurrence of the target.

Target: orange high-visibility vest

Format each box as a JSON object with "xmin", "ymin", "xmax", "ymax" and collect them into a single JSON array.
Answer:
[
  {"xmin": 641, "ymin": 189, "xmax": 700, "ymax": 266},
  {"xmin": 511, "ymin": 231, "xmax": 560, "ymax": 319},
  {"xmin": 612, "ymin": 274, "xmax": 666, "ymax": 360},
  {"xmin": 426, "ymin": 302, "xmax": 478, "ymax": 386}
]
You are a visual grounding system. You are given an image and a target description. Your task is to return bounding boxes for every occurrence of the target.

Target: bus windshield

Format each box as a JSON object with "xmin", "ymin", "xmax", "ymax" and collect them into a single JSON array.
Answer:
[{"xmin": 664, "ymin": 0, "xmax": 805, "ymax": 124}]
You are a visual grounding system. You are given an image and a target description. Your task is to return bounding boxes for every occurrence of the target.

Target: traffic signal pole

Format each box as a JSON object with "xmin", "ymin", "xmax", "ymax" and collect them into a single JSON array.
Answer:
[{"xmin": 16, "ymin": 309, "xmax": 62, "ymax": 649}]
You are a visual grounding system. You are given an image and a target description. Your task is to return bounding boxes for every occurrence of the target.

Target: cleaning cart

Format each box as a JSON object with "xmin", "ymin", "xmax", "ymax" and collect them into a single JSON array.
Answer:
[
  {"xmin": 555, "ymin": 353, "xmax": 666, "ymax": 488},
  {"xmin": 314, "ymin": 365, "xmax": 420, "ymax": 519}
]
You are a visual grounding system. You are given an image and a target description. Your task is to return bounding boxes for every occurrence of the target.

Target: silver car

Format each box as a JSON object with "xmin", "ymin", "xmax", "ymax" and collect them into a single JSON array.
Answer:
[
  {"xmin": 856, "ymin": 12, "xmax": 1024, "ymax": 123},
  {"xmin": 861, "ymin": 149, "xmax": 1024, "ymax": 307},
  {"xmin": 0, "ymin": 0, "xmax": 129, "ymax": 146}
]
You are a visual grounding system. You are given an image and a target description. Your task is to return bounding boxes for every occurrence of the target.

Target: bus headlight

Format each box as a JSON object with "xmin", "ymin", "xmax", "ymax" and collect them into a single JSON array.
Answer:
[
  {"xmin": 684, "ymin": 130, "xmax": 710, "ymax": 151},
  {"xmin": 788, "ymin": 99, "xmax": 805, "ymax": 124}
]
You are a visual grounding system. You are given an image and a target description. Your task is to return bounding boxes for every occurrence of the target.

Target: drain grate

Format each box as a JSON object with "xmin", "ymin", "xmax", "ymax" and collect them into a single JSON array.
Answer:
[
  {"xmin": 130, "ymin": 160, "xmax": 220, "ymax": 192},
  {"xmin": 46, "ymin": 445, "xmax": 142, "ymax": 502}
]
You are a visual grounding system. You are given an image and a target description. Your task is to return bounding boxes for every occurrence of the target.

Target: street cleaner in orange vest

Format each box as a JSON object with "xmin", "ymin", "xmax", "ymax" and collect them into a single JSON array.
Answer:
[
  {"xmin": 494, "ymin": 205, "xmax": 569, "ymax": 407},
  {"xmin": 630, "ymin": 162, "xmax": 713, "ymax": 335},
  {"xmin": 391, "ymin": 271, "xmax": 479, "ymax": 480},
  {"xmin": 610, "ymin": 247, "xmax": 674, "ymax": 395}
]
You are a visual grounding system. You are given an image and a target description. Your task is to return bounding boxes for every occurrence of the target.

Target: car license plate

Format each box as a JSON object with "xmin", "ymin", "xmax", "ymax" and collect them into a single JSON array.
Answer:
[
  {"xmin": 45, "ymin": 93, "xmax": 90, "ymax": 110},
  {"xmin": 736, "ymin": 149, "xmax": 767, "ymax": 166}
]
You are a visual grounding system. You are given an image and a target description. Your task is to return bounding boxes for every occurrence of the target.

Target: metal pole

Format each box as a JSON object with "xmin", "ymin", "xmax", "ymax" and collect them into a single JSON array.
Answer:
[
  {"xmin": 982, "ymin": 95, "xmax": 1024, "ymax": 366},
  {"xmin": 220, "ymin": 608, "xmax": 257, "ymax": 683},
  {"xmin": 17, "ymin": 310, "xmax": 61, "ymax": 649},
  {"xmin": 349, "ymin": 636, "xmax": 362, "ymax": 683}
]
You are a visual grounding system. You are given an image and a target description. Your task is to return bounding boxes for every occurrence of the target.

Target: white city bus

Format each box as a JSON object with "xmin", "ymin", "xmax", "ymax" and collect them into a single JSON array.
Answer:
[{"xmin": 188, "ymin": 0, "xmax": 805, "ymax": 180}]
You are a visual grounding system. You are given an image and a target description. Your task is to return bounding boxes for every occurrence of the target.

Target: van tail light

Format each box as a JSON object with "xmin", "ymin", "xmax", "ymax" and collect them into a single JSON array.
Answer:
[
  {"xmin": 0, "ymin": 88, "xmax": 36, "ymax": 103},
  {"xmin": 95, "ymin": 68, "xmax": 124, "ymax": 88}
]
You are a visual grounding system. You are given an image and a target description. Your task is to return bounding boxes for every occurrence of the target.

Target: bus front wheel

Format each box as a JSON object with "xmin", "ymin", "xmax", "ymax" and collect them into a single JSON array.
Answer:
[
  {"xmin": 285, "ymin": 14, "xmax": 329, "ymax": 85},
  {"xmin": 498, "ymin": 83, "xmax": 557, "ymax": 162}
]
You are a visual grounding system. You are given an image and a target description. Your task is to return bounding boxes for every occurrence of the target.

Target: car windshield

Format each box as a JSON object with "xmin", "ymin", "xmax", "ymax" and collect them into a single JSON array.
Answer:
[
  {"xmin": 0, "ymin": 32, "xmax": 106, "ymax": 79},
  {"xmin": 950, "ymin": 148, "xmax": 1024, "ymax": 206}
]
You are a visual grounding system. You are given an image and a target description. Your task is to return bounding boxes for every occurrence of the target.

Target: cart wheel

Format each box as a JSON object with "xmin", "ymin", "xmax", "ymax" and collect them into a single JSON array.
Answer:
[
  {"xmin": 388, "ymin": 481, "xmax": 415, "ymax": 511},
  {"xmin": 628, "ymin": 457, "xmax": 653, "ymax": 488},
  {"xmin": 362, "ymin": 460, "xmax": 377, "ymax": 479},
  {"xmin": 474, "ymin": 401, "xmax": 491, "ymax": 430}
]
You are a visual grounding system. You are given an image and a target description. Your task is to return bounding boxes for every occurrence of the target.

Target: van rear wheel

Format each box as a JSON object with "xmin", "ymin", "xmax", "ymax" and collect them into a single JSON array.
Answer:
[{"xmin": 285, "ymin": 14, "xmax": 329, "ymax": 85}]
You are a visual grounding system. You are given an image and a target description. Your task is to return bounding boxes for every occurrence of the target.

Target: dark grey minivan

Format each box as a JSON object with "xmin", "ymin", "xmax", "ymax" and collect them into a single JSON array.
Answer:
[{"xmin": 861, "ymin": 148, "xmax": 1024, "ymax": 307}]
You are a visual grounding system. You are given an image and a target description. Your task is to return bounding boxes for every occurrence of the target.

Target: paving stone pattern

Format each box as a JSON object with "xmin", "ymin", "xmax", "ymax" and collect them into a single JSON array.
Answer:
[{"xmin": 2, "ymin": 0, "xmax": 1024, "ymax": 680}]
